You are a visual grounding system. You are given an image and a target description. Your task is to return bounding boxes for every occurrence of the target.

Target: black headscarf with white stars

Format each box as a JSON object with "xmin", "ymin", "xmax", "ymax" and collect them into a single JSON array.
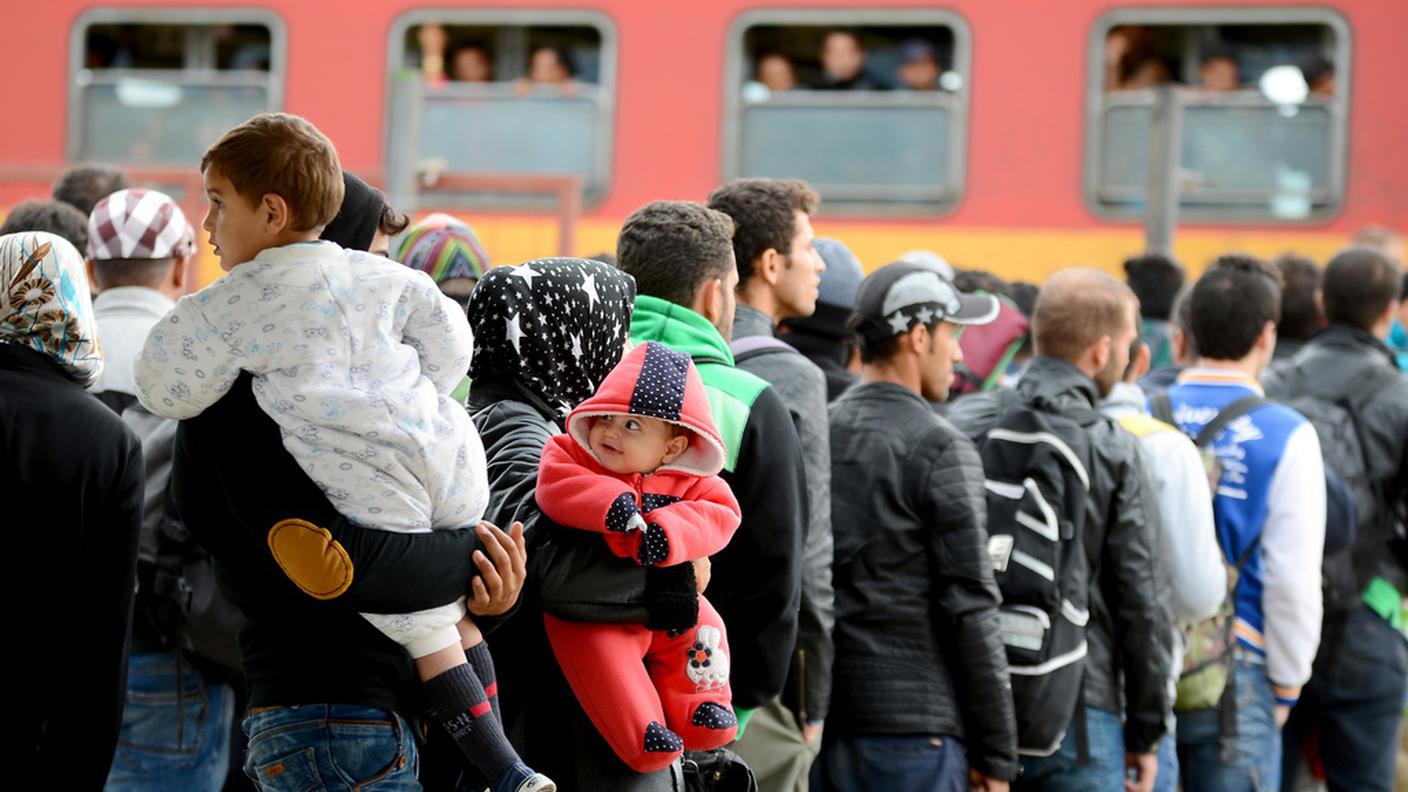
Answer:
[{"xmin": 468, "ymin": 257, "xmax": 636, "ymax": 421}]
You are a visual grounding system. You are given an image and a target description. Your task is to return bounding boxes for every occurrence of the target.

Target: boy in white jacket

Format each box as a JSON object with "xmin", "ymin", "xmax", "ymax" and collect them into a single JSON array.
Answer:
[{"xmin": 135, "ymin": 113, "xmax": 552, "ymax": 792}]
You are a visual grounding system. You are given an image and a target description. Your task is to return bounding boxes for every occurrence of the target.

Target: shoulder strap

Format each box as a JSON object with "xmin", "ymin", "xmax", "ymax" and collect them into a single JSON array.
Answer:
[
  {"xmin": 730, "ymin": 334, "xmax": 798, "ymax": 364},
  {"xmin": 1193, "ymin": 395, "xmax": 1268, "ymax": 449},
  {"xmin": 1148, "ymin": 391, "xmax": 1174, "ymax": 425}
]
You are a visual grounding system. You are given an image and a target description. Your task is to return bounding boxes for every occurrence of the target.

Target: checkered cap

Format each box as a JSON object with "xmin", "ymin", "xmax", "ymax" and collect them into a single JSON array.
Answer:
[{"xmin": 87, "ymin": 188, "xmax": 197, "ymax": 261}]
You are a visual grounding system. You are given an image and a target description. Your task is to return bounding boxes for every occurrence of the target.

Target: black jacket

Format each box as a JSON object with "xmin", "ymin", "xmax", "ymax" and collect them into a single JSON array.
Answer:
[
  {"xmin": 465, "ymin": 377, "xmax": 692, "ymax": 792},
  {"xmin": 172, "ymin": 373, "xmax": 486, "ymax": 714},
  {"xmin": 782, "ymin": 328, "xmax": 859, "ymax": 403},
  {"xmin": 828, "ymin": 381, "xmax": 1018, "ymax": 780},
  {"xmin": 5, "ymin": 344, "xmax": 144, "ymax": 790},
  {"xmin": 1263, "ymin": 325, "xmax": 1408, "ymax": 600},
  {"xmin": 948, "ymin": 357, "xmax": 1172, "ymax": 754}
]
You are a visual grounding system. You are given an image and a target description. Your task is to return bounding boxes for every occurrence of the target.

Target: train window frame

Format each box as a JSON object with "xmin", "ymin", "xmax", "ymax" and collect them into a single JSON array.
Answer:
[
  {"xmin": 1083, "ymin": 7, "xmax": 1352, "ymax": 225},
  {"xmin": 67, "ymin": 7, "xmax": 287, "ymax": 163},
  {"xmin": 384, "ymin": 9, "xmax": 618, "ymax": 209},
  {"xmin": 722, "ymin": 8, "xmax": 972, "ymax": 217}
]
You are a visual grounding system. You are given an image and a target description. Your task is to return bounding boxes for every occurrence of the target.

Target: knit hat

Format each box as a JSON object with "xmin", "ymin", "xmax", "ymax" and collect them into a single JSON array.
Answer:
[
  {"xmin": 566, "ymin": 341, "xmax": 726, "ymax": 477},
  {"xmin": 853, "ymin": 261, "xmax": 998, "ymax": 342},
  {"xmin": 319, "ymin": 171, "xmax": 383, "ymax": 252},
  {"xmin": 396, "ymin": 213, "xmax": 489, "ymax": 284},
  {"xmin": 86, "ymin": 188, "xmax": 196, "ymax": 261}
]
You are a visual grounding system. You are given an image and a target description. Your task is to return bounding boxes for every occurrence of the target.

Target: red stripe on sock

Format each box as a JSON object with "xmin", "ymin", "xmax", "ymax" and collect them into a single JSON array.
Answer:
[
  {"xmin": 485, "ymin": 682, "xmax": 498, "ymax": 698},
  {"xmin": 470, "ymin": 701, "xmax": 492, "ymax": 718}
]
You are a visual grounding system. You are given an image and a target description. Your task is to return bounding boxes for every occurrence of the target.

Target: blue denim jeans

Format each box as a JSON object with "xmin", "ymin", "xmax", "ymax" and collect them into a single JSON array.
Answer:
[
  {"xmin": 1176, "ymin": 654, "xmax": 1280, "ymax": 792},
  {"xmin": 1013, "ymin": 706, "xmax": 1125, "ymax": 791},
  {"xmin": 105, "ymin": 652, "xmax": 235, "ymax": 792},
  {"xmin": 242, "ymin": 704, "xmax": 421, "ymax": 791},
  {"xmin": 1154, "ymin": 726, "xmax": 1179, "ymax": 792},
  {"xmin": 814, "ymin": 734, "xmax": 968, "ymax": 792},
  {"xmin": 1281, "ymin": 605, "xmax": 1408, "ymax": 792}
]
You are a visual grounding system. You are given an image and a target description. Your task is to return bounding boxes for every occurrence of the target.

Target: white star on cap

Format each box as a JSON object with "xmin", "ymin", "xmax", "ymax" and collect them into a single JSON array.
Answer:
[
  {"xmin": 509, "ymin": 264, "xmax": 539, "ymax": 288},
  {"xmin": 581, "ymin": 273, "xmax": 599, "ymax": 307},
  {"xmin": 888, "ymin": 312, "xmax": 912, "ymax": 335},
  {"xmin": 505, "ymin": 312, "xmax": 524, "ymax": 355},
  {"xmin": 916, "ymin": 307, "xmax": 935, "ymax": 325}
]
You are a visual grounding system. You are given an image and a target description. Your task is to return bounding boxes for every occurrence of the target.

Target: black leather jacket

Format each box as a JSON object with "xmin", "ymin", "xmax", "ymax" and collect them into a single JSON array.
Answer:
[
  {"xmin": 948, "ymin": 357, "xmax": 1173, "ymax": 754},
  {"xmin": 828, "ymin": 381, "xmax": 1018, "ymax": 780}
]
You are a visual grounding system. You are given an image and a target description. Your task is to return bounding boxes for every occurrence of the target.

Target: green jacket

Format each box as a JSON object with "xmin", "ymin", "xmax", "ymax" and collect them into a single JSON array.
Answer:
[{"xmin": 631, "ymin": 296, "xmax": 807, "ymax": 710}]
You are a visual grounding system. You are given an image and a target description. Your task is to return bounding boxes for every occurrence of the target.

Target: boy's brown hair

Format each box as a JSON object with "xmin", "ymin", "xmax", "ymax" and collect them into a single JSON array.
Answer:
[{"xmin": 200, "ymin": 113, "xmax": 344, "ymax": 232}]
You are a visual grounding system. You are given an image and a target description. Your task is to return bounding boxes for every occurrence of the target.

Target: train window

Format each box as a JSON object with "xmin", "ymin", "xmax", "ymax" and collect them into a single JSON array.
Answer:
[
  {"xmin": 385, "ymin": 12, "xmax": 615, "ymax": 208},
  {"xmin": 70, "ymin": 10, "xmax": 284, "ymax": 165},
  {"xmin": 724, "ymin": 10, "xmax": 970, "ymax": 215},
  {"xmin": 1085, "ymin": 9, "xmax": 1349, "ymax": 222}
]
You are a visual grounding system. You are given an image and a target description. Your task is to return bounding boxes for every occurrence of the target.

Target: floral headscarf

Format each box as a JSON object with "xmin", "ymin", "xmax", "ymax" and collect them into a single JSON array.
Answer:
[
  {"xmin": 0, "ymin": 232, "xmax": 103, "ymax": 386},
  {"xmin": 468, "ymin": 257, "xmax": 635, "ymax": 420}
]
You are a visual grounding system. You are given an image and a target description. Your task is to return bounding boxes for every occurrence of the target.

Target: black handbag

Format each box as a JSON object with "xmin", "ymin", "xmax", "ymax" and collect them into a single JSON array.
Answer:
[{"xmin": 681, "ymin": 749, "xmax": 757, "ymax": 792}]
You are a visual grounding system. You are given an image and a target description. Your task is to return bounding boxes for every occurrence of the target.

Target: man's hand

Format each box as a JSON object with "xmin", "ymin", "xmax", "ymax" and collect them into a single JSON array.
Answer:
[
  {"xmin": 802, "ymin": 721, "xmax": 824, "ymax": 744},
  {"xmin": 466, "ymin": 520, "xmax": 527, "ymax": 617},
  {"xmin": 692, "ymin": 556, "xmax": 711, "ymax": 593},
  {"xmin": 1124, "ymin": 751, "xmax": 1158, "ymax": 792},
  {"xmin": 417, "ymin": 23, "xmax": 448, "ymax": 57},
  {"xmin": 967, "ymin": 769, "xmax": 1009, "ymax": 792}
]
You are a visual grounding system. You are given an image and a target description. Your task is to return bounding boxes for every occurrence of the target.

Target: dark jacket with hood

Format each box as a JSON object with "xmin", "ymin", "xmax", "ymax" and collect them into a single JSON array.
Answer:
[
  {"xmin": 1263, "ymin": 324, "xmax": 1408, "ymax": 610},
  {"xmin": 462, "ymin": 259, "xmax": 694, "ymax": 791},
  {"xmin": 828, "ymin": 379, "xmax": 1019, "ymax": 779},
  {"xmin": 948, "ymin": 356, "xmax": 1173, "ymax": 754}
]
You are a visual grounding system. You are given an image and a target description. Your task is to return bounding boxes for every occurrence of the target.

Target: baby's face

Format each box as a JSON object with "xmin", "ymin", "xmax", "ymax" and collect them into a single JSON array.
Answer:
[{"xmin": 588, "ymin": 413, "xmax": 683, "ymax": 475}]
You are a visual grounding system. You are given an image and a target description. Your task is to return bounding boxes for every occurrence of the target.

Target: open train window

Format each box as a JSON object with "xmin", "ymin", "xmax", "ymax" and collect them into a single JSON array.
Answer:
[
  {"xmin": 1085, "ymin": 8, "xmax": 1350, "ymax": 223},
  {"xmin": 70, "ymin": 10, "xmax": 284, "ymax": 165},
  {"xmin": 385, "ymin": 11, "xmax": 615, "ymax": 209},
  {"xmin": 724, "ymin": 10, "xmax": 970, "ymax": 216}
]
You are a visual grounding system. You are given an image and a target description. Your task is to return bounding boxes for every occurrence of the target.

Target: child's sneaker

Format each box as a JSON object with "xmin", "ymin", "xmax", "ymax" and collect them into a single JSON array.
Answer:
[{"xmin": 514, "ymin": 774, "xmax": 556, "ymax": 792}]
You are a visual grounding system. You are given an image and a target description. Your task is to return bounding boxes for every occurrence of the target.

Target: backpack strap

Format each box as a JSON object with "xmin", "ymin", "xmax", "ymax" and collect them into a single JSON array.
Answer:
[
  {"xmin": 730, "ymin": 335, "xmax": 798, "ymax": 364},
  {"xmin": 1193, "ymin": 395, "xmax": 1268, "ymax": 448},
  {"xmin": 1147, "ymin": 391, "xmax": 1174, "ymax": 425}
]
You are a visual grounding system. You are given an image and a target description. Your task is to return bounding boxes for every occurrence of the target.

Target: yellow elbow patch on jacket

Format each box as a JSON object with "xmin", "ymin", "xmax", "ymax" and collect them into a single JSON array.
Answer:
[{"xmin": 268, "ymin": 518, "xmax": 353, "ymax": 600}]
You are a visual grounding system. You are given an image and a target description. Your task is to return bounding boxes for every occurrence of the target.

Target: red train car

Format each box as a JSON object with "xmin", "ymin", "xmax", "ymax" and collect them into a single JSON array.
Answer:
[{"xmin": 2, "ymin": 0, "xmax": 1405, "ymax": 288}]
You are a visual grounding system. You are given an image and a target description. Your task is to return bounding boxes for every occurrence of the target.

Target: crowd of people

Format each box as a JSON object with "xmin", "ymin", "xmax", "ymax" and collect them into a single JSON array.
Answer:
[
  {"xmin": 748, "ymin": 29, "xmax": 956, "ymax": 95},
  {"xmin": 7, "ymin": 111, "xmax": 1408, "ymax": 792}
]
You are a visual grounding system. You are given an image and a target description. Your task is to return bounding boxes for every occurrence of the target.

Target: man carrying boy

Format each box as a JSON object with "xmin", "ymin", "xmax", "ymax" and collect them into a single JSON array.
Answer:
[{"xmin": 151, "ymin": 113, "xmax": 533, "ymax": 791}]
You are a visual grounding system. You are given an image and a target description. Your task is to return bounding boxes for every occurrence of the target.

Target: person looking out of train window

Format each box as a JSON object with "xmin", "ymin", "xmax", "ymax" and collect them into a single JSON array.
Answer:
[
  {"xmin": 756, "ymin": 51, "xmax": 798, "ymax": 93},
  {"xmin": 815, "ymin": 30, "xmax": 890, "ymax": 91},
  {"xmin": 516, "ymin": 45, "xmax": 576, "ymax": 96},
  {"xmin": 1198, "ymin": 44, "xmax": 1241, "ymax": 91},
  {"xmin": 452, "ymin": 42, "xmax": 493, "ymax": 83},
  {"xmin": 897, "ymin": 39, "xmax": 942, "ymax": 91}
]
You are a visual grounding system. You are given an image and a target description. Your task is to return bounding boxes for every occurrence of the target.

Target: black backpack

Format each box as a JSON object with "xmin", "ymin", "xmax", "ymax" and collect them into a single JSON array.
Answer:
[
  {"xmin": 1270, "ymin": 359, "xmax": 1407, "ymax": 612},
  {"xmin": 975, "ymin": 392, "xmax": 1096, "ymax": 757}
]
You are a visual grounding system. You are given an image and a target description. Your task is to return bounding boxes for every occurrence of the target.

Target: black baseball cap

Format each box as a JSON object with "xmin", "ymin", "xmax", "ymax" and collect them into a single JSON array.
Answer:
[{"xmin": 852, "ymin": 261, "xmax": 999, "ymax": 341}]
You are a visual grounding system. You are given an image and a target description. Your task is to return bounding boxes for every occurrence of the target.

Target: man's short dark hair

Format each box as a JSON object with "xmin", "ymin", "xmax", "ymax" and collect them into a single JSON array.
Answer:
[
  {"xmin": 0, "ymin": 199, "xmax": 89, "ymax": 252},
  {"xmin": 1322, "ymin": 246, "xmax": 1402, "ymax": 332},
  {"xmin": 1124, "ymin": 252, "xmax": 1185, "ymax": 320},
  {"xmin": 91, "ymin": 257, "xmax": 178, "ymax": 290},
  {"xmin": 52, "ymin": 166, "xmax": 129, "ymax": 216},
  {"xmin": 1271, "ymin": 253, "xmax": 1323, "ymax": 341},
  {"xmin": 707, "ymin": 178, "xmax": 819, "ymax": 284},
  {"xmin": 1189, "ymin": 253, "xmax": 1281, "ymax": 361},
  {"xmin": 616, "ymin": 201, "xmax": 736, "ymax": 307},
  {"xmin": 1172, "ymin": 286, "xmax": 1199, "ymax": 358}
]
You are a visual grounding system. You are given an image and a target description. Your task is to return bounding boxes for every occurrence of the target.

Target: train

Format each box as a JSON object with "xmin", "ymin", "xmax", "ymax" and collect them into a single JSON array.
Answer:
[{"xmin": 2, "ymin": 0, "xmax": 1405, "ymax": 288}]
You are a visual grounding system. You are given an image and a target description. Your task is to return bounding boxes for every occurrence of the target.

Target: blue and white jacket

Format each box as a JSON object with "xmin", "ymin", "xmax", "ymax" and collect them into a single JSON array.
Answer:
[{"xmin": 1165, "ymin": 368, "xmax": 1325, "ymax": 706}]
